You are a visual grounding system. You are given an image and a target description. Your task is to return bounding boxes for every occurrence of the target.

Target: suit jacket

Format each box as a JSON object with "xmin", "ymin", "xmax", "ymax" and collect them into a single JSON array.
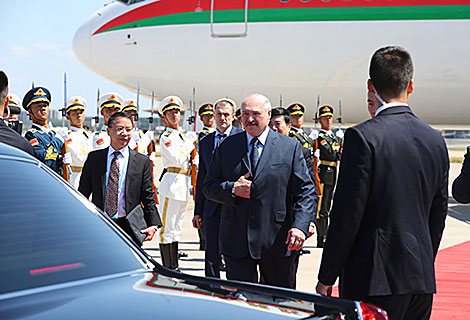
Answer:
[
  {"xmin": 0, "ymin": 120, "xmax": 34, "ymax": 156},
  {"xmin": 202, "ymin": 129, "xmax": 315, "ymax": 259},
  {"xmin": 78, "ymin": 147, "xmax": 161, "ymax": 228},
  {"xmin": 195, "ymin": 126, "xmax": 243, "ymax": 219},
  {"xmin": 452, "ymin": 147, "xmax": 470, "ymax": 203},
  {"xmin": 318, "ymin": 105, "xmax": 449, "ymax": 299}
]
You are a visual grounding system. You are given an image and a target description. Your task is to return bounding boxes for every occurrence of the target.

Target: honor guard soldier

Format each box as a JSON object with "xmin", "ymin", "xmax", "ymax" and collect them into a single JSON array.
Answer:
[
  {"xmin": 287, "ymin": 103, "xmax": 315, "ymax": 151},
  {"xmin": 23, "ymin": 87, "xmax": 71, "ymax": 173},
  {"xmin": 5, "ymin": 93, "xmax": 21, "ymax": 122},
  {"xmin": 232, "ymin": 108, "xmax": 242, "ymax": 129},
  {"xmin": 65, "ymin": 96, "xmax": 91, "ymax": 189},
  {"xmin": 195, "ymin": 103, "xmax": 215, "ymax": 250},
  {"xmin": 314, "ymin": 105, "xmax": 342, "ymax": 248},
  {"xmin": 92, "ymin": 92, "xmax": 123, "ymax": 150},
  {"xmin": 197, "ymin": 103, "xmax": 215, "ymax": 142},
  {"xmin": 122, "ymin": 98, "xmax": 155, "ymax": 153},
  {"xmin": 158, "ymin": 96, "xmax": 196, "ymax": 270}
]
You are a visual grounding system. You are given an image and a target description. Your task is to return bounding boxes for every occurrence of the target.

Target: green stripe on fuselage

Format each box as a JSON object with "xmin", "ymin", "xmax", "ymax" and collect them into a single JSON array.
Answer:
[{"xmin": 97, "ymin": 5, "xmax": 470, "ymax": 34}]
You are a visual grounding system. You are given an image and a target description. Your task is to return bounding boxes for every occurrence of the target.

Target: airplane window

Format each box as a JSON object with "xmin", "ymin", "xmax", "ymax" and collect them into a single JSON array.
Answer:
[
  {"xmin": 130, "ymin": 0, "xmax": 146, "ymax": 3},
  {"xmin": 116, "ymin": 0, "xmax": 129, "ymax": 4},
  {"xmin": 280, "ymin": 0, "xmax": 290, "ymax": 3}
]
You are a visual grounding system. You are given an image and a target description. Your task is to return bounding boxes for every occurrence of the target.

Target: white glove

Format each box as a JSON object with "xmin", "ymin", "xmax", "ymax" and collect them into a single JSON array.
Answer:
[
  {"xmin": 128, "ymin": 138, "xmax": 137, "ymax": 150},
  {"xmin": 63, "ymin": 152, "xmax": 72, "ymax": 165},
  {"xmin": 192, "ymin": 154, "xmax": 199, "ymax": 167},
  {"xmin": 186, "ymin": 131, "xmax": 198, "ymax": 144},
  {"xmin": 132, "ymin": 130, "xmax": 141, "ymax": 144},
  {"xmin": 309, "ymin": 129, "xmax": 319, "ymax": 140},
  {"xmin": 56, "ymin": 127, "xmax": 69, "ymax": 143},
  {"xmin": 314, "ymin": 149, "xmax": 320, "ymax": 161},
  {"xmin": 336, "ymin": 129, "xmax": 344, "ymax": 138},
  {"xmin": 149, "ymin": 152, "xmax": 156, "ymax": 163},
  {"xmin": 144, "ymin": 130, "xmax": 154, "ymax": 141}
]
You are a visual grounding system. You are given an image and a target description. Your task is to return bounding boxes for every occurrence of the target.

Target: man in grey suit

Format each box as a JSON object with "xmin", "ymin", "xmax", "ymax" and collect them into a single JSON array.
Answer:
[
  {"xmin": 202, "ymin": 94, "xmax": 315, "ymax": 289},
  {"xmin": 316, "ymin": 46, "xmax": 449, "ymax": 320}
]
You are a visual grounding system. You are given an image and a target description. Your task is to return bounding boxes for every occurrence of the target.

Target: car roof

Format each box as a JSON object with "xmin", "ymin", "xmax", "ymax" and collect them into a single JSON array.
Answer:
[{"xmin": 0, "ymin": 142, "xmax": 38, "ymax": 162}]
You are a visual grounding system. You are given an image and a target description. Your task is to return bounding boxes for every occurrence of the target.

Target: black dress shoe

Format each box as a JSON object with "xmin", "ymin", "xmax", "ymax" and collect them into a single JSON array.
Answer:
[
  {"xmin": 178, "ymin": 251, "xmax": 188, "ymax": 258},
  {"xmin": 300, "ymin": 248, "xmax": 311, "ymax": 255}
]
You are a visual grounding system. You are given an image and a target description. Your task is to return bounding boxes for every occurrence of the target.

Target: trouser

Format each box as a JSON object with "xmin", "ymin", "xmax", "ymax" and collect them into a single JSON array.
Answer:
[
  {"xmin": 159, "ymin": 242, "xmax": 180, "ymax": 270},
  {"xmin": 198, "ymin": 219, "xmax": 206, "ymax": 250},
  {"xmin": 69, "ymin": 171, "xmax": 82, "ymax": 189},
  {"xmin": 158, "ymin": 196, "xmax": 187, "ymax": 244},
  {"xmin": 204, "ymin": 209, "xmax": 222, "ymax": 278},
  {"xmin": 225, "ymin": 252, "xmax": 300, "ymax": 289},
  {"xmin": 361, "ymin": 293, "xmax": 433, "ymax": 320},
  {"xmin": 316, "ymin": 183, "xmax": 334, "ymax": 247}
]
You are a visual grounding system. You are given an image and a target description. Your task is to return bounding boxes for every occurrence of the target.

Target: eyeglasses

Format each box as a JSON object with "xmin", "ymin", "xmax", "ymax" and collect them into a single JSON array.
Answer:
[{"xmin": 112, "ymin": 126, "xmax": 133, "ymax": 134}]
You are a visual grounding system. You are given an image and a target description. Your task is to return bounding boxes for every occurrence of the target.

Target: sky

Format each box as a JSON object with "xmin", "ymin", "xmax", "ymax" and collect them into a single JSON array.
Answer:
[{"xmin": 1, "ymin": 0, "xmax": 152, "ymax": 118}]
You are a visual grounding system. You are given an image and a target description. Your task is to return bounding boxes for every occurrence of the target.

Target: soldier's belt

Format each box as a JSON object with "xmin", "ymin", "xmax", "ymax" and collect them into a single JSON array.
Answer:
[
  {"xmin": 167, "ymin": 167, "xmax": 190, "ymax": 176},
  {"xmin": 70, "ymin": 166, "xmax": 83, "ymax": 173},
  {"xmin": 320, "ymin": 160, "xmax": 337, "ymax": 167}
]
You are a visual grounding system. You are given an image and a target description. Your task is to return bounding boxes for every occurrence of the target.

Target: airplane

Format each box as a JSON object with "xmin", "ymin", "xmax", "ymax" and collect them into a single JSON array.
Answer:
[{"xmin": 73, "ymin": 0, "xmax": 470, "ymax": 127}]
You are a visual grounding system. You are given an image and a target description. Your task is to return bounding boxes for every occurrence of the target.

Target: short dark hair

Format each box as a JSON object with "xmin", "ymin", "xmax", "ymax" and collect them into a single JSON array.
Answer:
[
  {"xmin": 108, "ymin": 111, "xmax": 134, "ymax": 128},
  {"xmin": 369, "ymin": 46, "xmax": 413, "ymax": 100},
  {"xmin": 271, "ymin": 107, "xmax": 291, "ymax": 125},
  {"xmin": 0, "ymin": 71, "xmax": 8, "ymax": 102}
]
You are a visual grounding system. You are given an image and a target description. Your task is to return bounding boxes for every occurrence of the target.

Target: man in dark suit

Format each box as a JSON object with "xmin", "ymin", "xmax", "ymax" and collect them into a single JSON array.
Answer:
[
  {"xmin": 316, "ymin": 46, "xmax": 449, "ymax": 320},
  {"xmin": 79, "ymin": 112, "xmax": 161, "ymax": 246},
  {"xmin": 0, "ymin": 71, "xmax": 34, "ymax": 156},
  {"xmin": 452, "ymin": 146, "xmax": 470, "ymax": 203},
  {"xmin": 202, "ymin": 94, "xmax": 315, "ymax": 289},
  {"xmin": 193, "ymin": 98, "xmax": 243, "ymax": 278}
]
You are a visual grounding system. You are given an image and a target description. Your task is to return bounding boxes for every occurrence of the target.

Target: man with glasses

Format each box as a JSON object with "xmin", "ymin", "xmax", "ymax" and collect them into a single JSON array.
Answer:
[{"xmin": 79, "ymin": 112, "xmax": 161, "ymax": 246}]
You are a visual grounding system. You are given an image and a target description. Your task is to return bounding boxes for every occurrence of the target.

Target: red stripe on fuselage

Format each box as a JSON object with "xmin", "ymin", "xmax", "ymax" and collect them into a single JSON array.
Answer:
[{"xmin": 93, "ymin": 0, "xmax": 470, "ymax": 35}]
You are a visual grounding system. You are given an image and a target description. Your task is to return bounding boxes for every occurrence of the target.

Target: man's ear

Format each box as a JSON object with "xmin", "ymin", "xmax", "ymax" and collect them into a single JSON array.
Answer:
[
  {"xmin": 407, "ymin": 79, "xmax": 414, "ymax": 96},
  {"xmin": 367, "ymin": 79, "xmax": 374, "ymax": 93}
]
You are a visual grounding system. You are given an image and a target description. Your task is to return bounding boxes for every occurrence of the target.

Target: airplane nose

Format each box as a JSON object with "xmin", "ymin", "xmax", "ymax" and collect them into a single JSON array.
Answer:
[{"xmin": 73, "ymin": 18, "xmax": 94, "ymax": 70}]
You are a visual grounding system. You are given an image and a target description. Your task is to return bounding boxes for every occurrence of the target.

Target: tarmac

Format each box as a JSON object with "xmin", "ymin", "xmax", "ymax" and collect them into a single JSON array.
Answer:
[{"xmin": 143, "ymin": 145, "xmax": 470, "ymax": 294}]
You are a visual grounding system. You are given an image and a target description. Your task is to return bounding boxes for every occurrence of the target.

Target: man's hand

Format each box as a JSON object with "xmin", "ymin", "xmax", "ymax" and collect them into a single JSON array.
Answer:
[
  {"xmin": 192, "ymin": 215, "xmax": 202, "ymax": 229},
  {"xmin": 233, "ymin": 172, "xmax": 252, "ymax": 199},
  {"xmin": 308, "ymin": 223, "xmax": 316, "ymax": 238},
  {"xmin": 315, "ymin": 281, "xmax": 333, "ymax": 296},
  {"xmin": 286, "ymin": 227, "xmax": 306, "ymax": 251},
  {"xmin": 141, "ymin": 227, "xmax": 157, "ymax": 242}
]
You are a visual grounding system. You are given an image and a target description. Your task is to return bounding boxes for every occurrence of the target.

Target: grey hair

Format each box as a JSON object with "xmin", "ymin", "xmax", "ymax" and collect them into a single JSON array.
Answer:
[{"xmin": 241, "ymin": 93, "xmax": 272, "ymax": 113}]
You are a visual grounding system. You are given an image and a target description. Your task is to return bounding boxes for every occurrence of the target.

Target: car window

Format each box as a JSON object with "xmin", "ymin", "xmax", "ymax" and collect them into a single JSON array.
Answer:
[{"xmin": 0, "ymin": 158, "xmax": 146, "ymax": 294}]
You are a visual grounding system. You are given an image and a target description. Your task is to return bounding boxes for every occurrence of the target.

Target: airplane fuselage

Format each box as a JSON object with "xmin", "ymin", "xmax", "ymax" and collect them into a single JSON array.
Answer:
[{"xmin": 73, "ymin": 0, "xmax": 470, "ymax": 125}]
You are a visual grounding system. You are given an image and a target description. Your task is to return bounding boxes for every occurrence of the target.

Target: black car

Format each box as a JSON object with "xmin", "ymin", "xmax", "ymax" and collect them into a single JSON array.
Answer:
[{"xmin": 0, "ymin": 143, "xmax": 388, "ymax": 319}]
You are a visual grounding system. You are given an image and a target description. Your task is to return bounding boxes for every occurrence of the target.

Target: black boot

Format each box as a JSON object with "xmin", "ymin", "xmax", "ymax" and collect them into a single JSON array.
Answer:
[
  {"xmin": 170, "ymin": 242, "xmax": 180, "ymax": 271},
  {"xmin": 159, "ymin": 243, "xmax": 172, "ymax": 268}
]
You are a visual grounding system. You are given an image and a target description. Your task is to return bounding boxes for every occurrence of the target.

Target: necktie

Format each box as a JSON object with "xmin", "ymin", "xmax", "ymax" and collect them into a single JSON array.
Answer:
[
  {"xmin": 216, "ymin": 133, "xmax": 227, "ymax": 148},
  {"xmin": 250, "ymin": 137, "xmax": 260, "ymax": 175},
  {"xmin": 105, "ymin": 151, "xmax": 121, "ymax": 218}
]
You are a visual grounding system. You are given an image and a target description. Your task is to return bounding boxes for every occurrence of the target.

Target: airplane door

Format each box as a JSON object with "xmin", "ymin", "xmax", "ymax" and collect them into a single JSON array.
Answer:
[{"xmin": 210, "ymin": 0, "xmax": 248, "ymax": 38}]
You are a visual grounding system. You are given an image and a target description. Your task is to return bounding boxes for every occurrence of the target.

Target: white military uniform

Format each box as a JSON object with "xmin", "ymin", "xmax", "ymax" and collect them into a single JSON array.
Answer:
[
  {"xmin": 92, "ymin": 92, "xmax": 124, "ymax": 150},
  {"xmin": 158, "ymin": 97, "xmax": 196, "ymax": 244},
  {"xmin": 92, "ymin": 125, "xmax": 110, "ymax": 150},
  {"xmin": 68, "ymin": 126, "xmax": 91, "ymax": 188}
]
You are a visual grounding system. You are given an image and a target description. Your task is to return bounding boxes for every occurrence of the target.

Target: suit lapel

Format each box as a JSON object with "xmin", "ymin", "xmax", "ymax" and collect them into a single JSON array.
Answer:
[
  {"xmin": 100, "ymin": 147, "xmax": 109, "ymax": 205},
  {"xmin": 253, "ymin": 129, "xmax": 275, "ymax": 180}
]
